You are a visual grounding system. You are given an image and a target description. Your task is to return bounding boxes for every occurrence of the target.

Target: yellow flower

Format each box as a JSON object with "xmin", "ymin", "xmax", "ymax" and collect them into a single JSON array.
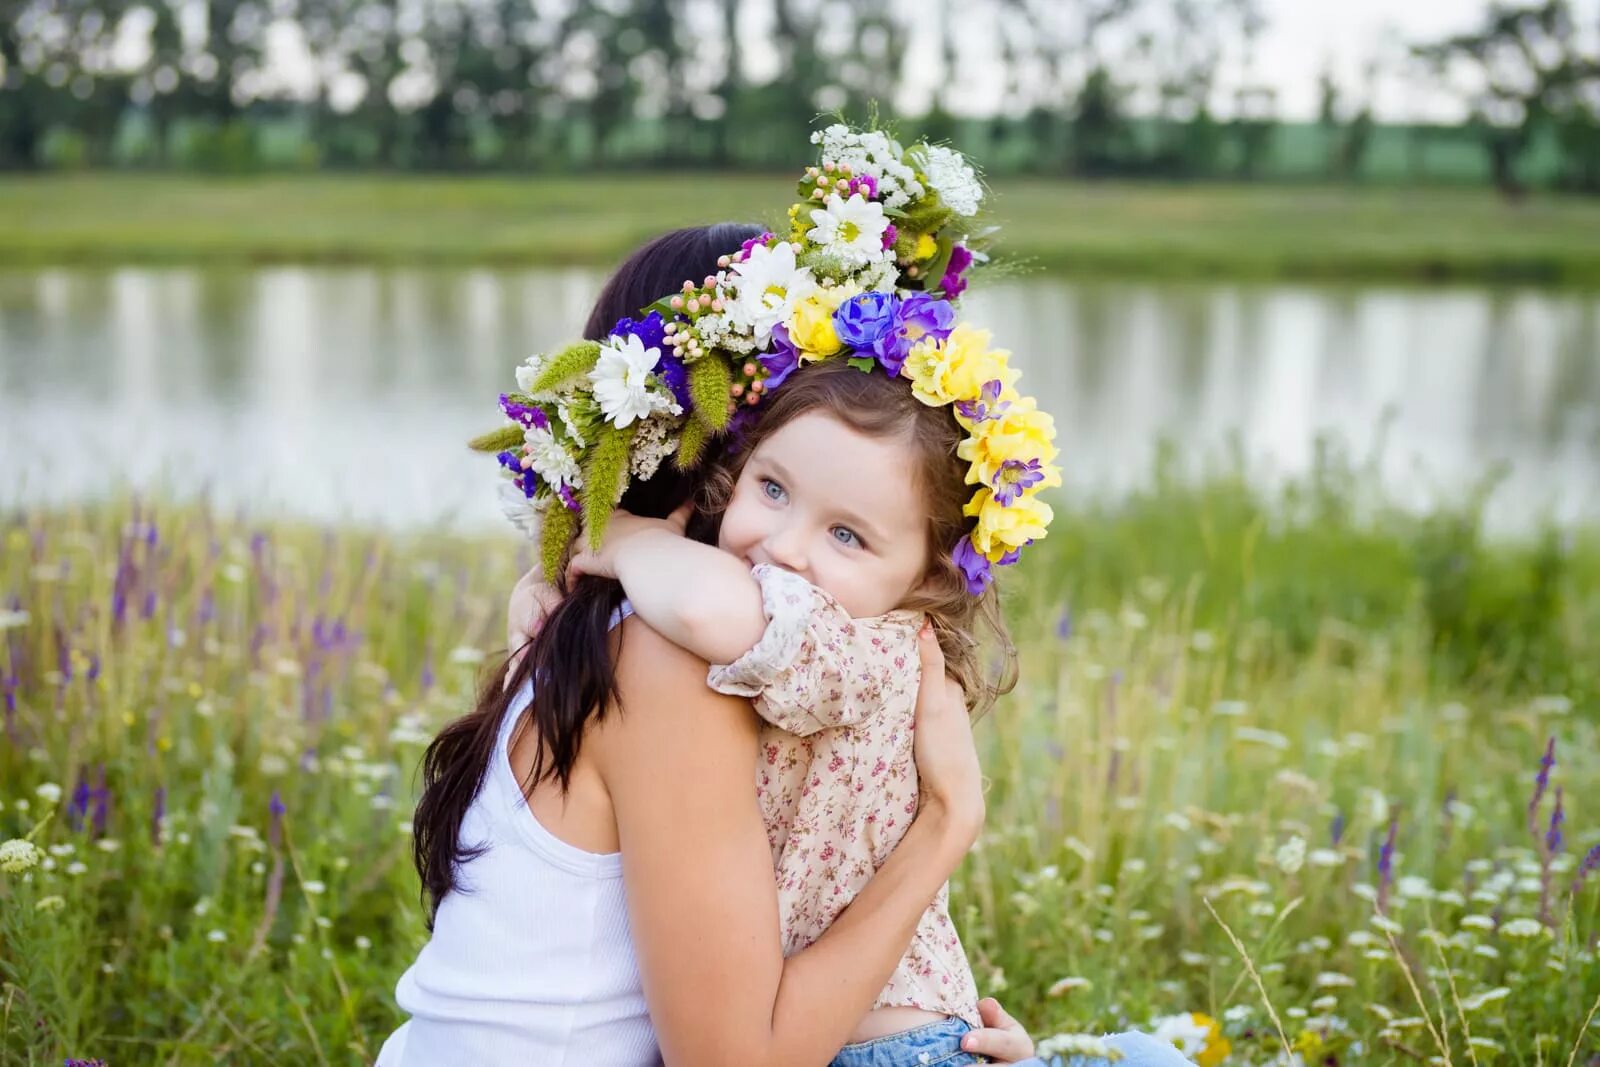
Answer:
[
  {"xmin": 914, "ymin": 232, "xmax": 938, "ymax": 259},
  {"xmin": 787, "ymin": 285, "xmax": 857, "ymax": 359},
  {"xmin": 902, "ymin": 324, "xmax": 1018, "ymax": 408},
  {"xmin": 956, "ymin": 397, "xmax": 1060, "ymax": 490},
  {"xmin": 965, "ymin": 489, "xmax": 1053, "ymax": 561},
  {"xmin": 1193, "ymin": 1014, "xmax": 1231, "ymax": 1067}
]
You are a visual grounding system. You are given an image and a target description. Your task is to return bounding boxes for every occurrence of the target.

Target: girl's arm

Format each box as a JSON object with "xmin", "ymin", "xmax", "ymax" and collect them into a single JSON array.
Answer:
[
  {"xmin": 594, "ymin": 619, "xmax": 982, "ymax": 1067},
  {"xmin": 569, "ymin": 512, "xmax": 769, "ymax": 664}
]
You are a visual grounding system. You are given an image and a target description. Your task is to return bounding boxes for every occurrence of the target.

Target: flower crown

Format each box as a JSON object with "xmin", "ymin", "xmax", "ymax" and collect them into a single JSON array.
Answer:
[{"xmin": 471, "ymin": 123, "xmax": 1060, "ymax": 596}]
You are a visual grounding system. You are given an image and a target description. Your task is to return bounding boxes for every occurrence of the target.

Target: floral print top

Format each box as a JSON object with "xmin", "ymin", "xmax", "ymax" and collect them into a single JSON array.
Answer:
[{"xmin": 707, "ymin": 564, "xmax": 982, "ymax": 1028}]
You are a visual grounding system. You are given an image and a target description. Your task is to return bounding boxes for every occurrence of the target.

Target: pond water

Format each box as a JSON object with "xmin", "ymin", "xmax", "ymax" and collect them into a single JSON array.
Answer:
[{"xmin": 2, "ymin": 267, "xmax": 1597, "ymax": 535}]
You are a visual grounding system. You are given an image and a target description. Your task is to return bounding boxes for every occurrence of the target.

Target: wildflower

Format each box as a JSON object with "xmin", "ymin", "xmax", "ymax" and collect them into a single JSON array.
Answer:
[
  {"xmin": 589, "ymin": 332, "xmax": 676, "ymax": 429},
  {"xmin": 1037, "ymin": 1034, "xmax": 1124, "ymax": 1059},
  {"xmin": 302, "ymin": 879, "xmax": 326, "ymax": 895},
  {"xmin": 0, "ymin": 838, "xmax": 42, "ymax": 874},
  {"xmin": 1500, "ymin": 917, "xmax": 1545, "ymax": 939},
  {"xmin": 1461, "ymin": 986, "xmax": 1510, "ymax": 1011},
  {"xmin": 1308, "ymin": 848, "xmax": 1343, "ymax": 868},
  {"xmin": 207, "ymin": 929, "xmax": 227, "ymax": 943},
  {"xmin": 806, "ymin": 193, "xmax": 890, "ymax": 268},
  {"xmin": 1275, "ymin": 835, "xmax": 1306, "ymax": 875},
  {"xmin": 1233, "ymin": 726, "xmax": 1289, "ymax": 750},
  {"xmin": 1149, "ymin": 1013, "xmax": 1230, "ymax": 1067},
  {"xmin": 1046, "ymin": 976, "xmax": 1092, "ymax": 996},
  {"xmin": 34, "ymin": 894, "xmax": 65, "ymax": 912},
  {"xmin": 1314, "ymin": 972, "xmax": 1355, "ymax": 989},
  {"xmin": 1461, "ymin": 914, "xmax": 1495, "ymax": 931},
  {"xmin": 35, "ymin": 783, "xmax": 62, "ymax": 804},
  {"xmin": 355, "ymin": 935, "xmax": 373, "ymax": 951},
  {"xmin": 1527, "ymin": 736, "xmax": 1555, "ymax": 836}
]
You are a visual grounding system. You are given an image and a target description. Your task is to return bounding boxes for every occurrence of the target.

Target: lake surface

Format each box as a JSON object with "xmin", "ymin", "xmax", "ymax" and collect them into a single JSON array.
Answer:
[{"xmin": 2, "ymin": 267, "xmax": 1597, "ymax": 535}]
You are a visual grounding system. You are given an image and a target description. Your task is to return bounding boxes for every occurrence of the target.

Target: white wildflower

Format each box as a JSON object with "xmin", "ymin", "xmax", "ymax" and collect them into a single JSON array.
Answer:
[
  {"xmin": 1315, "ymin": 972, "xmax": 1356, "ymax": 988},
  {"xmin": 1046, "ymin": 976, "xmax": 1092, "ymax": 996},
  {"xmin": 1275, "ymin": 835, "xmax": 1306, "ymax": 875},
  {"xmin": 1461, "ymin": 986, "xmax": 1510, "ymax": 1011},
  {"xmin": 1234, "ymin": 725, "xmax": 1290, "ymax": 750},
  {"xmin": 521, "ymin": 425, "xmax": 582, "ymax": 490},
  {"xmin": 809, "ymin": 124, "xmax": 923, "ymax": 209},
  {"xmin": 207, "ymin": 929, "xmax": 227, "ymax": 943},
  {"xmin": 915, "ymin": 143, "xmax": 984, "ymax": 216},
  {"xmin": 1500, "ymin": 917, "xmax": 1546, "ymax": 939},
  {"xmin": 496, "ymin": 481, "xmax": 544, "ymax": 542},
  {"xmin": 806, "ymin": 193, "xmax": 889, "ymax": 270},
  {"xmin": 0, "ymin": 838, "xmax": 42, "ymax": 874},
  {"xmin": 629, "ymin": 414, "xmax": 679, "ymax": 481},
  {"xmin": 1037, "ymin": 1033, "xmax": 1123, "ymax": 1059},
  {"xmin": 1148, "ymin": 1013, "xmax": 1210, "ymax": 1057}
]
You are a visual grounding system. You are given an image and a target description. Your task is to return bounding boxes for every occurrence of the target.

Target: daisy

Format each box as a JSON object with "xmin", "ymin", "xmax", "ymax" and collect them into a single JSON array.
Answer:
[
  {"xmin": 727, "ymin": 241, "xmax": 816, "ymax": 346},
  {"xmin": 590, "ymin": 332, "xmax": 674, "ymax": 428},
  {"xmin": 806, "ymin": 193, "xmax": 890, "ymax": 269}
]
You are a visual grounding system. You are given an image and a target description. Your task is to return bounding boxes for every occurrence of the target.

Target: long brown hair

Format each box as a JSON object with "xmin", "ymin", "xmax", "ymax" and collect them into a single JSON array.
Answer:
[
  {"xmin": 696, "ymin": 358, "xmax": 1018, "ymax": 714},
  {"xmin": 411, "ymin": 222, "xmax": 763, "ymax": 921}
]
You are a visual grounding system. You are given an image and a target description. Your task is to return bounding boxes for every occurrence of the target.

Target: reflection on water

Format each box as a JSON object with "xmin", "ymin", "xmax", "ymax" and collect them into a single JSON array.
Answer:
[{"xmin": 2, "ymin": 267, "xmax": 1597, "ymax": 534}]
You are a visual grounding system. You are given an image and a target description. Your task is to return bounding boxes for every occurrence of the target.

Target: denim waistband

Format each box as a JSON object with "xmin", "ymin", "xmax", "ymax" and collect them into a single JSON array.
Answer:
[{"xmin": 830, "ymin": 1017, "xmax": 979, "ymax": 1067}]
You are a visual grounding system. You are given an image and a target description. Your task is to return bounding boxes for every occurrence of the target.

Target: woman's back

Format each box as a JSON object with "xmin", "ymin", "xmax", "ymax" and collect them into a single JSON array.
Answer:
[{"xmin": 379, "ymin": 675, "xmax": 657, "ymax": 1067}]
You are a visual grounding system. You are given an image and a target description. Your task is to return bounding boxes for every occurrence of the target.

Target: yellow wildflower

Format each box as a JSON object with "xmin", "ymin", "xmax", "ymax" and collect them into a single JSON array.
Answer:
[
  {"xmin": 902, "ymin": 324, "xmax": 1018, "ymax": 408},
  {"xmin": 786, "ymin": 284, "xmax": 858, "ymax": 359},
  {"xmin": 965, "ymin": 489, "xmax": 1053, "ymax": 561}
]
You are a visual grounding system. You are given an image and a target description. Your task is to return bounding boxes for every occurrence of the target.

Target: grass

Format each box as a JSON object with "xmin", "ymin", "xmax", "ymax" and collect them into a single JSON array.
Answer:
[
  {"xmin": 5, "ymin": 174, "xmax": 1600, "ymax": 284},
  {"xmin": 1, "ymin": 458, "xmax": 1598, "ymax": 1064}
]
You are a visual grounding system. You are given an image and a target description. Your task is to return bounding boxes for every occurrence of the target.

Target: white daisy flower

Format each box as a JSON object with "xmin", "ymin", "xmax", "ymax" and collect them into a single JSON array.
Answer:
[
  {"xmin": 497, "ymin": 482, "xmax": 544, "ymax": 540},
  {"xmin": 522, "ymin": 424, "xmax": 582, "ymax": 490},
  {"xmin": 727, "ymin": 241, "xmax": 816, "ymax": 346},
  {"xmin": 917, "ymin": 143, "xmax": 984, "ymax": 217},
  {"xmin": 589, "ymin": 333, "xmax": 673, "ymax": 429},
  {"xmin": 806, "ymin": 194, "xmax": 889, "ymax": 269},
  {"xmin": 1148, "ymin": 1013, "xmax": 1209, "ymax": 1056}
]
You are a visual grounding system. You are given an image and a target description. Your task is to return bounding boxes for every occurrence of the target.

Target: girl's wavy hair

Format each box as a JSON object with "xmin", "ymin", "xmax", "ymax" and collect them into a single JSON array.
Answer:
[
  {"xmin": 695, "ymin": 358, "xmax": 1018, "ymax": 716},
  {"xmin": 411, "ymin": 221, "xmax": 763, "ymax": 921}
]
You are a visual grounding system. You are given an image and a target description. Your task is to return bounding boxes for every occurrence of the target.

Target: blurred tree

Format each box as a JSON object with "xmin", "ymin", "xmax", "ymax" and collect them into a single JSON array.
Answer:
[{"xmin": 1413, "ymin": 0, "xmax": 1600, "ymax": 198}]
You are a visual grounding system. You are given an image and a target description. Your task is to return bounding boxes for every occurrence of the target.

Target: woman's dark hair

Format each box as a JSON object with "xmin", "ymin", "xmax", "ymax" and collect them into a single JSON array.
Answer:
[{"xmin": 412, "ymin": 222, "xmax": 764, "ymax": 920}]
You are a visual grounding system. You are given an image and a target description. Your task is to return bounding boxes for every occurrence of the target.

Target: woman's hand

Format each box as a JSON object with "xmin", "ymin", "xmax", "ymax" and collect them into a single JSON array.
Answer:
[
  {"xmin": 962, "ymin": 997, "xmax": 1036, "ymax": 1062},
  {"xmin": 504, "ymin": 567, "xmax": 562, "ymax": 690},
  {"xmin": 910, "ymin": 621, "xmax": 984, "ymax": 847}
]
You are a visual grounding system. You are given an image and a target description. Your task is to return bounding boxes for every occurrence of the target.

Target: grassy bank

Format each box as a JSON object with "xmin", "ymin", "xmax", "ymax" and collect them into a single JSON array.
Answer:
[
  {"xmin": 1, "ymin": 467, "xmax": 1598, "ymax": 1063},
  {"xmin": 4, "ymin": 174, "xmax": 1600, "ymax": 284}
]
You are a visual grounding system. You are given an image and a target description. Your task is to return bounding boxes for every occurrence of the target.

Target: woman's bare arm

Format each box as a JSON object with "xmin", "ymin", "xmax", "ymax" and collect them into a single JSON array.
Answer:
[{"xmin": 595, "ymin": 619, "xmax": 980, "ymax": 1067}]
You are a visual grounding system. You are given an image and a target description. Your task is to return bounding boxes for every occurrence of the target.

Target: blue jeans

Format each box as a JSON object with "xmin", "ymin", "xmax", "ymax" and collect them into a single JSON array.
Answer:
[
  {"xmin": 1015, "ymin": 1030, "xmax": 1197, "ymax": 1066},
  {"xmin": 830, "ymin": 1017, "xmax": 984, "ymax": 1067}
]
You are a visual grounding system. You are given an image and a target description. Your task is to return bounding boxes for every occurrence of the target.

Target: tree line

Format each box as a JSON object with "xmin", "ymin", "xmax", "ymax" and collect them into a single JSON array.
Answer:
[{"xmin": 1, "ymin": 0, "xmax": 1597, "ymax": 194}]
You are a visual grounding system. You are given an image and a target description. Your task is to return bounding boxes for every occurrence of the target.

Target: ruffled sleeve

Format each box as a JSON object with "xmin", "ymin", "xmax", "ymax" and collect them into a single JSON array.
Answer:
[{"xmin": 706, "ymin": 564, "xmax": 920, "ymax": 736}]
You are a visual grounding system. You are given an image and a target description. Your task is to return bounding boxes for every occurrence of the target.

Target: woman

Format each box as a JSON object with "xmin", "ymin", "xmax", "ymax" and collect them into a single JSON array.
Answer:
[{"xmin": 380, "ymin": 224, "xmax": 1039, "ymax": 1066}]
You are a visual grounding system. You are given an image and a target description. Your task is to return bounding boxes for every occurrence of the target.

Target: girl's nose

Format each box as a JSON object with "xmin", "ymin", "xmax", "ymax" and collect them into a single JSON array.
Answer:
[{"xmin": 763, "ymin": 525, "xmax": 808, "ymax": 574}]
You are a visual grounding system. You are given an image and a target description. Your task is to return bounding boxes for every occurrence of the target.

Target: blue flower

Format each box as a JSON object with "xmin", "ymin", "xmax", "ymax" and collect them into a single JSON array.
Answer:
[
  {"xmin": 759, "ymin": 323, "xmax": 803, "ymax": 390},
  {"xmin": 612, "ymin": 310, "xmax": 666, "ymax": 353},
  {"xmin": 833, "ymin": 292, "xmax": 897, "ymax": 349},
  {"xmin": 871, "ymin": 293, "xmax": 954, "ymax": 375}
]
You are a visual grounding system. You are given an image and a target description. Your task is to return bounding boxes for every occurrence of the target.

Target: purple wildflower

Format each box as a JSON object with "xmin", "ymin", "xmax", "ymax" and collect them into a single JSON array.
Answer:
[
  {"xmin": 950, "ymin": 536, "xmax": 993, "ymax": 596},
  {"xmin": 69, "ymin": 773, "xmax": 91, "ymax": 832},
  {"xmin": 1572, "ymin": 843, "xmax": 1600, "ymax": 897},
  {"xmin": 739, "ymin": 231, "xmax": 775, "ymax": 259},
  {"xmin": 151, "ymin": 786, "xmax": 165, "ymax": 845},
  {"xmin": 1055, "ymin": 606, "xmax": 1073, "ymax": 641},
  {"xmin": 758, "ymin": 323, "xmax": 803, "ymax": 391},
  {"xmin": 880, "ymin": 222, "xmax": 897, "ymax": 250},
  {"xmin": 656, "ymin": 349, "xmax": 692, "ymax": 409},
  {"xmin": 1377, "ymin": 814, "xmax": 1398, "ymax": 913},
  {"xmin": 498, "ymin": 394, "xmax": 548, "ymax": 431},
  {"xmin": 91, "ymin": 765, "xmax": 109, "ymax": 837},
  {"xmin": 557, "ymin": 484, "xmax": 580, "ymax": 512},
  {"xmin": 1330, "ymin": 810, "xmax": 1346, "ymax": 846},
  {"xmin": 872, "ymin": 293, "xmax": 955, "ymax": 375},
  {"xmin": 954, "ymin": 379, "xmax": 1011, "ymax": 424},
  {"xmin": 1529, "ymin": 736, "xmax": 1555, "ymax": 836},
  {"xmin": 269, "ymin": 790, "xmax": 286, "ymax": 850},
  {"xmin": 940, "ymin": 244, "xmax": 974, "ymax": 300},
  {"xmin": 1546, "ymin": 787, "xmax": 1565, "ymax": 854},
  {"xmin": 991, "ymin": 458, "xmax": 1046, "ymax": 506}
]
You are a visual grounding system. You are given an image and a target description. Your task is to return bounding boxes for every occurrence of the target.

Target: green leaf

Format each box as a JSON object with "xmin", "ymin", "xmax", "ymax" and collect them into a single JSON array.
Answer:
[
  {"xmin": 687, "ymin": 354, "xmax": 733, "ymax": 430},
  {"xmin": 846, "ymin": 356, "xmax": 878, "ymax": 373},
  {"xmin": 581, "ymin": 422, "xmax": 636, "ymax": 549},
  {"xmin": 528, "ymin": 340, "xmax": 602, "ymax": 396},
  {"xmin": 468, "ymin": 425, "xmax": 525, "ymax": 453},
  {"xmin": 540, "ymin": 502, "xmax": 578, "ymax": 584}
]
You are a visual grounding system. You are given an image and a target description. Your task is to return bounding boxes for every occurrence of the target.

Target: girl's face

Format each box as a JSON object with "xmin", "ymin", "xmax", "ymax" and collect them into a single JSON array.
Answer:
[{"xmin": 718, "ymin": 411, "xmax": 931, "ymax": 619}]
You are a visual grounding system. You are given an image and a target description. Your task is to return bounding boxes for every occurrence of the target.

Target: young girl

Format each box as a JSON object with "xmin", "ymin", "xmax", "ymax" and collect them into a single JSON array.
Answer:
[{"xmin": 564, "ymin": 355, "xmax": 1006, "ymax": 1063}]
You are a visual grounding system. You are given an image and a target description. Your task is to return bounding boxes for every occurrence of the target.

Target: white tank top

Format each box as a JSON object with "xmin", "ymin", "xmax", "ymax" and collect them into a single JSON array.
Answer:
[{"xmin": 379, "ymin": 605, "xmax": 659, "ymax": 1066}]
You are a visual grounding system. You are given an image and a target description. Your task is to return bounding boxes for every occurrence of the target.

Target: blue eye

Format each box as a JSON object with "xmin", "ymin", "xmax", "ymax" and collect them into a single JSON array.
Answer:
[
  {"xmin": 761, "ymin": 479, "xmax": 786, "ymax": 502},
  {"xmin": 831, "ymin": 526, "xmax": 863, "ymax": 549}
]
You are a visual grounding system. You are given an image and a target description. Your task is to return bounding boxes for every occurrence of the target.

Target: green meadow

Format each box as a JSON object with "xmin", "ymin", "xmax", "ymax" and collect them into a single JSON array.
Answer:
[
  {"xmin": 2, "ymin": 449, "xmax": 1597, "ymax": 1064},
  {"xmin": 6, "ymin": 175, "xmax": 1600, "ymax": 284}
]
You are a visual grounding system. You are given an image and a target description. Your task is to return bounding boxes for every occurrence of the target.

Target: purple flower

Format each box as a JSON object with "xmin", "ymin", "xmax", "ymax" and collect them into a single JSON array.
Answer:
[
  {"xmin": 557, "ymin": 484, "xmax": 580, "ymax": 512},
  {"xmin": 1377, "ymin": 813, "xmax": 1399, "ymax": 913},
  {"xmin": 941, "ymin": 244, "xmax": 974, "ymax": 300},
  {"xmin": 951, "ymin": 536, "xmax": 993, "ymax": 596},
  {"xmin": 1330, "ymin": 809, "xmax": 1346, "ymax": 845},
  {"xmin": 758, "ymin": 323, "xmax": 803, "ymax": 391},
  {"xmin": 1546, "ymin": 787, "xmax": 1565, "ymax": 854},
  {"xmin": 1529, "ymin": 736, "xmax": 1555, "ymax": 836},
  {"xmin": 954, "ymin": 379, "xmax": 1011, "ymax": 424},
  {"xmin": 499, "ymin": 394, "xmax": 548, "ymax": 430},
  {"xmin": 991, "ymin": 458, "xmax": 1045, "ymax": 506},
  {"xmin": 881, "ymin": 222, "xmax": 897, "ymax": 250},
  {"xmin": 833, "ymin": 292, "xmax": 897, "ymax": 350},
  {"xmin": 151, "ymin": 786, "xmax": 165, "ymax": 845},
  {"xmin": 740, "ymin": 231, "xmax": 775, "ymax": 259},
  {"xmin": 872, "ymin": 293, "xmax": 955, "ymax": 375},
  {"xmin": 612, "ymin": 310, "xmax": 666, "ymax": 353},
  {"xmin": 270, "ymin": 790, "xmax": 285, "ymax": 849},
  {"xmin": 1055, "ymin": 606, "xmax": 1073, "ymax": 642},
  {"xmin": 1572, "ymin": 842, "xmax": 1600, "ymax": 897},
  {"xmin": 657, "ymin": 350, "xmax": 691, "ymax": 409}
]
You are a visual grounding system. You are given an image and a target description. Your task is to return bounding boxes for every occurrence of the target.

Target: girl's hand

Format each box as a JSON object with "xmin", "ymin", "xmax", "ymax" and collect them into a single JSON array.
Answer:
[
  {"xmin": 567, "ymin": 506, "xmax": 690, "ymax": 582},
  {"xmin": 910, "ymin": 621, "xmax": 984, "ymax": 846},
  {"xmin": 962, "ymin": 997, "xmax": 1036, "ymax": 1062}
]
